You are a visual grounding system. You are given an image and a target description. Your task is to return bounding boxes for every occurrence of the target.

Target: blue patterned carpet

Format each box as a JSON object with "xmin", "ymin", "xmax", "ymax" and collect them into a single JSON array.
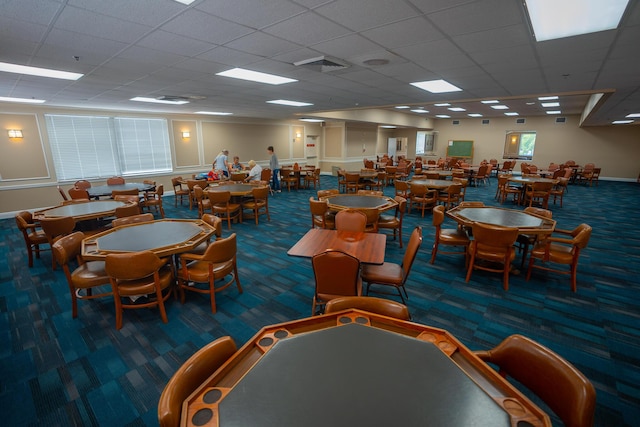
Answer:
[{"xmin": 1, "ymin": 175, "xmax": 639, "ymax": 426}]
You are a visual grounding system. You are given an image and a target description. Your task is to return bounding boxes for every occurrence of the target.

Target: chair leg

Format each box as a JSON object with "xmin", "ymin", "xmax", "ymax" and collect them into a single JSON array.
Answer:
[
  {"xmin": 209, "ymin": 276, "xmax": 217, "ymax": 314},
  {"xmin": 156, "ymin": 286, "xmax": 168, "ymax": 324},
  {"xmin": 430, "ymin": 243, "xmax": 438, "ymax": 264}
]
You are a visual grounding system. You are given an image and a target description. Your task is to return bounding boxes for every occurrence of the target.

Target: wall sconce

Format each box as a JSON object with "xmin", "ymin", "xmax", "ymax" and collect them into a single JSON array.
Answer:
[
  {"xmin": 8, "ymin": 129, "xmax": 23, "ymax": 138},
  {"xmin": 295, "ymin": 132, "xmax": 302, "ymax": 138},
  {"xmin": 181, "ymin": 131, "xmax": 190, "ymax": 139}
]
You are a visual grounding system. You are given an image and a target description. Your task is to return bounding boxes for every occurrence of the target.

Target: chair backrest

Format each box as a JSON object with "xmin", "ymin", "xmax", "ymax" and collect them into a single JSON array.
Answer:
[
  {"xmin": 410, "ymin": 183, "xmax": 427, "ymax": 196},
  {"xmin": 40, "ymin": 216, "xmax": 76, "ymax": 244},
  {"xmin": 171, "ymin": 177, "xmax": 183, "ymax": 191},
  {"xmin": 74, "ymin": 180, "xmax": 92, "ymax": 190},
  {"xmin": 201, "ymin": 233, "xmax": 237, "ymax": 263},
  {"xmin": 572, "ymin": 224, "xmax": 592, "ymax": 250},
  {"xmin": 157, "ymin": 336, "xmax": 237, "ymax": 427},
  {"xmin": 68, "ymin": 187, "xmax": 90, "ymax": 200},
  {"xmin": 432, "ymin": 204, "xmax": 445, "ymax": 228},
  {"xmin": 335, "ymin": 209, "xmax": 367, "ymax": 232},
  {"xmin": 260, "ymin": 168, "xmax": 271, "ymax": 181},
  {"xmin": 207, "ymin": 190, "xmax": 231, "ymax": 205},
  {"xmin": 400, "ymin": 227, "xmax": 423, "ymax": 282},
  {"xmin": 52, "ymin": 231, "xmax": 84, "ymax": 268},
  {"xmin": 345, "ymin": 172, "xmax": 360, "ymax": 183},
  {"xmin": 476, "ymin": 334, "xmax": 595, "ymax": 427},
  {"xmin": 477, "ymin": 165, "xmax": 489, "ymax": 177},
  {"xmin": 317, "ymin": 189, "xmax": 339, "ymax": 198},
  {"xmin": 395, "ymin": 180, "xmax": 409, "ymax": 196},
  {"xmin": 111, "ymin": 188, "xmax": 138, "ymax": 198},
  {"xmin": 251, "ymin": 185, "xmax": 269, "ymax": 201},
  {"xmin": 114, "ymin": 203, "xmax": 140, "ymax": 218},
  {"xmin": 105, "ymin": 250, "xmax": 166, "ymax": 282},
  {"xmin": 107, "ymin": 176, "xmax": 125, "ymax": 185},
  {"xmin": 312, "ymin": 250, "xmax": 361, "ymax": 300},
  {"xmin": 324, "ymin": 296, "xmax": 410, "ymax": 320},
  {"xmin": 111, "ymin": 213, "xmax": 154, "ymax": 228},
  {"xmin": 471, "ymin": 222, "xmax": 519, "ymax": 254},
  {"xmin": 357, "ymin": 190, "xmax": 383, "ymax": 196},
  {"xmin": 361, "ymin": 208, "xmax": 380, "ymax": 232},
  {"xmin": 458, "ymin": 201, "xmax": 484, "ymax": 207},
  {"xmin": 425, "ymin": 171, "xmax": 440, "ymax": 179},
  {"xmin": 531, "ymin": 181, "xmax": 554, "ymax": 192},
  {"xmin": 523, "ymin": 206, "xmax": 552, "ymax": 218},
  {"xmin": 201, "ymin": 213, "xmax": 223, "ymax": 239}
]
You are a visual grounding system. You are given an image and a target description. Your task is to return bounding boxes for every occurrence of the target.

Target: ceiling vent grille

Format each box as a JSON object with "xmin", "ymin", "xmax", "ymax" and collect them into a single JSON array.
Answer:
[
  {"xmin": 452, "ymin": 120, "xmax": 460, "ymax": 125},
  {"xmin": 482, "ymin": 119, "xmax": 490, "ymax": 125},
  {"xmin": 555, "ymin": 117, "xmax": 567, "ymax": 124},
  {"xmin": 516, "ymin": 118, "xmax": 526, "ymax": 124},
  {"xmin": 294, "ymin": 56, "xmax": 349, "ymax": 72}
]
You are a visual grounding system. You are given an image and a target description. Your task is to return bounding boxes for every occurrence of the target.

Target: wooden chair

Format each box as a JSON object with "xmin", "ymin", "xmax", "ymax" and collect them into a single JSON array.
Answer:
[
  {"xmin": 394, "ymin": 180, "xmax": 409, "ymax": 199},
  {"xmin": 466, "ymin": 222, "xmax": 519, "ymax": 290},
  {"xmin": 141, "ymin": 184, "xmax": 165, "ymax": 218},
  {"xmin": 185, "ymin": 179, "xmax": 201, "ymax": 210},
  {"xmin": 475, "ymin": 334, "xmax": 596, "ymax": 427},
  {"xmin": 527, "ymin": 223, "xmax": 592, "ymax": 292},
  {"xmin": 40, "ymin": 216, "xmax": 76, "ymax": 269},
  {"xmin": 357, "ymin": 189, "xmax": 383, "ymax": 196},
  {"xmin": 334, "ymin": 209, "xmax": 367, "ymax": 232},
  {"xmin": 241, "ymin": 186, "xmax": 270, "ymax": 225},
  {"xmin": 345, "ymin": 172, "xmax": 362, "ymax": 193},
  {"xmin": 337, "ymin": 169, "xmax": 347, "ymax": 193},
  {"xmin": 304, "ymin": 168, "xmax": 321, "ymax": 189},
  {"xmin": 470, "ymin": 165, "xmax": 489, "ymax": 186},
  {"xmin": 111, "ymin": 213, "xmax": 154, "ymax": 228},
  {"xmin": 158, "ymin": 336, "xmax": 237, "ymax": 427},
  {"xmin": 15, "ymin": 211, "xmax": 49, "ymax": 267},
  {"xmin": 408, "ymin": 183, "xmax": 437, "ymax": 217},
  {"xmin": 524, "ymin": 181, "xmax": 554, "ymax": 209},
  {"xmin": 384, "ymin": 166, "xmax": 397, "ymax": 185},
  {"xmin": 52, "ymin": 231, "xmax": 112, "ymax": 319},
  {"xmin": 309, "ymin": 197, "xmax": 335, "ymax": 229},
  {"xmin": 106, "ymin": 176, "xmax": 125, "ymax": 185},
  {"xmin": 452, "ymin": 177, "xmax": 468, "ymax": 201},
  {"xmin": 311, "ymin": 250, "xmax": 362, "ymax": 315},
  {"xmin": 317, "ymin": 188, "xmax": 339, "ymax": 199},
  {"xmin": 114, "ymin": 203, "xmax": 141, "ymax": 218},
  {"xmin": 378, "ymin": 196, "xmax": 406, "ymax": 247},
  {"xmin": 425, "ymin": 171, "xmax": 440, "ymax": 180},
  {"xmin": 361, "ymin": 226, "xmax": 423, "ymax": 304},
  {"xmin": 361, "ymin": 208, "xmax": 380, "ymax": 233},
  {"xmin": 208, "ymin": 190, "xmax": 242, "ymax": 230},
  {"xmin": 177, "ymin": 233, "xmax": 242, "ymax": 314},
  {"xmin": 193, "ymin": 185, "xmax": 211, "ymax": 218},
  {"xmin": 68, "ymin": 187, "xmax": 90, "ymax": 200},
  {"xmin": 74, "ymin": 180, "xmax": 92, "ymax": 190},
  {"xmin": 437, "ymin": 183, "xmax": 461, "ymax": 210},
  {"xmin": 171, "ymin": 177, "xmax": 190, "ymax": 207},
  {"xmin": 57, "ymin": 185, "xmax": 69, "ymax": 201},
  {"xmin": 111, "ymin": 188, "xmax": 138, "ymax": 203},
  {"xmin": 324, "ymin": 296, "xmax": 410, "ymax": 320},
  {"xmin": 280, "ymin": 168, "xmax": 298, "ymax": 191},
  {"xmin": 105, "ymin": 251, "xmax": 173, "ymax": 330},
  {"xmin": 430, "ymin": 205, "xmax": 470, "ymax": 266},
  {"xmin": 516, "ymin": 207, "xmax": 553, "ymax": 269}
]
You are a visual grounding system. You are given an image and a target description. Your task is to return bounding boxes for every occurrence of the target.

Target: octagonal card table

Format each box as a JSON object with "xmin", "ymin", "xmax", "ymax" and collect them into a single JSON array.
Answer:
[
  {"xmin": 181, "ymin": 310, "xmax": 551, "ymax": 427},
  {"xmin": 446, "ymin": 206, "xmax": 555, "ymax": 236},
  {"xmin": 321, "ymin": 194, "xmax": 397, "ymax": 213},
  {"xmin": 81, "ymin": 219, "xmax": 215, "ymax": 261},
  {"xmin": 87, "ymin": 182, "xmax": 155, "ymax": 198},
  {"xmin": 34, "ymin": 200, "xmax": 131, "ymax": 222}
]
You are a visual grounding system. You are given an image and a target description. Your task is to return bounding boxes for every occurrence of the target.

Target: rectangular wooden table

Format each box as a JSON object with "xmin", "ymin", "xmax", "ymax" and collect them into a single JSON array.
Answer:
[
  {"xmin": 287, "ymin": 228, "xmax": 386, "ymax": 264},
  {"xmin": 181, "ymin": 310, "xmax": 550, "ymax": 427}
]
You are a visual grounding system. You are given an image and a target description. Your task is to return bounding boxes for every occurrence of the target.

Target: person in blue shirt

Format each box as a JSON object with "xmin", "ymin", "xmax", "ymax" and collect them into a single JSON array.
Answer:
[
  {"xmin": 268, "ymin": 146, "xmax": 280, "ymax": 192},
  {"xmin": 213, "ymin": 149, "xmax": 230, "ymax": 177}
]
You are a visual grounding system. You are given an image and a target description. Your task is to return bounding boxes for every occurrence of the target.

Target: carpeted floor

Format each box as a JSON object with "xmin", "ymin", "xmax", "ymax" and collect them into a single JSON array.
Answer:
[{"xmin": 1, "ymin": 175, "xmax": 639, "ymax": 426}]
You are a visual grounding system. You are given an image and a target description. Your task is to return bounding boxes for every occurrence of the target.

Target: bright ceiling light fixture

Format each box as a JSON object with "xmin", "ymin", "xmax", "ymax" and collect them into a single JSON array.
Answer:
[
  {"xmin": 172, "ymin": 0, "xmax": 196, "ymax": 4},
  {"xmin": 130, "ymin": 97, "xmax": 188, "ymax": 105},
  {"xmin": 0, "ymin": 96, "xmax": 46, "ymax": 104},
  {"xmin": 380, "ymin": 125, "xmax": 397, "ymax": 128},
  {"xmin": 410, "ymin": 79, "xmax": 462, "ymax": 93},
  {"xmin": 541, "ymin": 102, "xmax": 560, "ymax": 107},
  {"xmin": 0, "ymin": 61, "xmax": 83, "ymax": 80},
  {"xmin": 468, "ymin": 113, "xmax": 483, "ymax": 117},
  {"xmin": 538, "ymin": 96, "xmax": 558, "ymax": 101},
  {"xmin": 267, "ymin": 99, "xmax": 312, "ymax": 107},
  {"xmin": 625, "ymin": 113, "xmax": 640, "ymax": 118},
  {"xmin": 195, "ymin": 111, "xmax": 233, "ymax": 115},
  {"xmin": 491, "ymin": 105, "xmax": 509, "ymax": 110},
  {"xmin": 612, "ymin": 120, "xmax": 633, "ymax": 124},
  {"xmin": 435, "ymin": 115, "xmax": 450, "ymax": 119},
  {"xmin": 410, "ymin": 109, "xmax": 428, "ymax": 113},
  {"xmin": 394, "ymin": 106, "xmax": 410, "ymax": 109},
  {"xmin": 525, "ymin": 0, "xmax": 629, "ymax": 42},
  {"xmin": 546, "ymin": 110, "xmax": 562, "ymax": 114},
  {"xmin": 299, "ymin": 118, "xmax": 324, "ymax": 122},
  {"xmin": 448, "ymin": 107, "xmax": 466, "ymax": 112},
  {"xmin": 505, "ymin": 112, "xmax": 519, "ymax": 116},
  {"xmin": 217, "ymin": 68, "xmax": 297, "ymax": 85},
  {"xmin": 434, "ymin": 103, "xmax": 451, "ymax": 107},
  {"xmin": 481, "ymin": 100, "xmax": 499, "ymax": 104}
]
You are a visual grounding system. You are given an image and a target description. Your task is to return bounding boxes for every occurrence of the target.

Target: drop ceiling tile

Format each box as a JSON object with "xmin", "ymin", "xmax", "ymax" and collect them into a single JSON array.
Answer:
[
  {"xmin": 453, "ymin": 25, "xmax": 530, "ymax": 53},
  {"xmin": 160, "ymin": 9, "xmax": 253, "ymax": 44},
  {"xmin": 67, "ymin": 0, "xmax": 181, "ymax": 27},
  {"xmin": 263, "ymin": 11, "xmax": 351, "ymax": 45},
  {"xmin": 314, "ymin": 0, "xmax": 420, "ymax": 32},
  {"xmin": 137, "ymin": 30, "xmax": 214, "ymax": 57},
  {"xmin": 361, "ymin": 16, "xmax": 443, "ymax": 49},
  {"xmin": 196, "ymin": 0, "xmax": 307, "ymax": 29},
  {"xmin": 426, "ymin": 0, "xmax": 523, "ymax": 37},
  {"xmin": 225, "ymin": 31, "xmax": 302, "ymax": 57}
]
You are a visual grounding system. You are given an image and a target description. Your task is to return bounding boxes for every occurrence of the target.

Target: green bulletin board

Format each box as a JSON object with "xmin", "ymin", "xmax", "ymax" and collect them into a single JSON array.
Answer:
[{"xmin": 446, "ymin": 140, "xmax": 473, "ymax": 158}]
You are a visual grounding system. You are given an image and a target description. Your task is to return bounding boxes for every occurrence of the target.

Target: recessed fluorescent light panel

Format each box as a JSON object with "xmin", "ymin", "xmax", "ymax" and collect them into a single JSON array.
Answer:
[
  {"xmin": 410, "ymin": 109, "xmax": 428, "ymax": 113},
  {"xmin": 434, "ymin": 103, "xmax": 451, "ymax": 107},
  {"xmin": 0, "ymin": 96, "xmax": 46, "ymax": 104},
  {"xmin": 410, "ymin": 79, "xmax": 462, "ymax": 93},
  {"xmin": 612, "ymin": 120, "xmax": 633, "ymax": 124},
  {"xmin": 380, "ymin": 125, "xmax": 396, "ymax": 128},
  {"xmin": 481, "ymin": 100, "xmax": 499, "ymax": 104},
  {"xmin": 394, "ymin": 106, "xmax": 410, "ymax": 109},
  {"xmin": 130, "ymin": 97, "xmax": 188, "ymax": 105},
  {"xmin": 435, "ymin": 115, "xmax": 451, "ymax": 119},
  {"xmin": 299, "ymin": 118, "xmax": 324, "ymax": 122},
  {"xmin": 267, "ymin": 99, "xmax": 313, "ymax": 107},
  {"xmin": 0, "ymin": 61, "xmax": 83, "ymax": 80},
  {"xmin": 538, "ymin": 96, "xmax": 558, "ymax": 101},
  {"xmin": 504, "ymin": 112, "xmax": 519, "ymax": 116},
  {"xmin": 491, "ymin": 105, "xmax": 509, "ymax": 110},
  {"xmin": 448, "ymin": 107, "xmax": 466, "ymax": 112},
  {"xmin": 216, "ymin": 68, "xmax": 297, "ymax": 85},
  {"xmin": 525, "ymin": 0, "xmax": 629, "ymax": 42},
  {"xmin": 468, "ymin": 113, "xmax": 483, "ymax": 118},
  {"xmin": 195, "ymin": 111, "xmax": 233, "ymax": 115},
  {"xmin": 541, "ymin": 102, "xmax": 560, "ymax": 108},
  {"xmin": 625, "ymin": 113, "xmax": 640, "ymax": 118},
  {"xmin": 173, "ymin": 0, "xmax": 196, "ymax": 4},
  {"xmin": 546, "ymin": 110, "xmax": 562, "ymax": 114}
]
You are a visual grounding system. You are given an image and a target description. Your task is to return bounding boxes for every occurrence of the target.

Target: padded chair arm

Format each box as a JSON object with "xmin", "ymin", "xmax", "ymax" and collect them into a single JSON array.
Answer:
[
  {"xmin": 546, "ymin": 236, "xmax": 574, "ymax": 245},
  {"xmin": 180, "ymin": 252, "xmax": 204, "ymax": 262},
  {"xmin": 24, "ymin": 223, "xmax": 40, "ymax": 231},
  {"xmin": 553, "ymin": 228, "xmax": 574, "ymax": 235},
  {"xmin": 474, "ymin": 350, "xmax": 491, "ymax": 361}
]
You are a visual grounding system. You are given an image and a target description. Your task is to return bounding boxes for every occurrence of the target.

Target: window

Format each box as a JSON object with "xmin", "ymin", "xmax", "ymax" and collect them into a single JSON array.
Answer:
[
  {"xmin": 416, "ymin": 131, "xmax": 435, "ymax": 155},
  {"xmin": 45, "ymin": 114, "xmax": 172, "ymax": 181},
  {"xmin": 503, "ymin": 131, "xmax": 536, "ymax": 160}
]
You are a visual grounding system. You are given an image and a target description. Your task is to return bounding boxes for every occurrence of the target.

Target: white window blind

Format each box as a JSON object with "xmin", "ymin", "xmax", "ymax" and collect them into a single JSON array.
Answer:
[
  {"xmin": 45, "ymin": 115, "xmax": 119, "ymax": 181},
  {"xmin": 46, "ymin": 114, "xmax": 172, "ymax": 181},
  {"xmin": 114, "ymin": 118, "xmax": 172, "ymax": 175}
]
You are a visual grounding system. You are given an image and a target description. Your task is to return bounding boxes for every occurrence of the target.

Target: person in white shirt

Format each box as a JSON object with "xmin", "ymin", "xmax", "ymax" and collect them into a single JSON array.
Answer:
[{"xmin": 245, "ymin": 160, "xmax": 263, "ymax": 182}]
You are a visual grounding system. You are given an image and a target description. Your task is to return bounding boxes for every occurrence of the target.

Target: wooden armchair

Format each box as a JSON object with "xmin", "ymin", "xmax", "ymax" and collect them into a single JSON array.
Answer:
[
  {"xmin": 526, "ymin": 223, "xmax": 592, "ymax": 292},
  {"xmin": 466, "ymin": 222, "xmax": 519, "ymax": 290},
  {"xmin": 171, "ymin": 177, "xmax": 190, "ymax": 207},
  {"xmin": 324, "ymin": 296, "xmax": 410, "ymax": 320},
  {"xmin": 15, "ymin": 211, "xmax": 49, "ymax": 267},
  {"xmin": 309, "ymin": 197, "xmax": 335, "ymax": 229}
]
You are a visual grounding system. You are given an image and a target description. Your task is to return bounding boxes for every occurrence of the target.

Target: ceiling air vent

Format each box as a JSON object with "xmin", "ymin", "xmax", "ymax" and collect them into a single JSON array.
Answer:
[
  {"xmin": 293, "ymin": 56, "xmax": 349, "ymax": 72},
  {"xmin": 555, "ymin": 117, "xmax": 567, "ymax": 124},
  {"xmin": 452, "ymin": 120, "xmax": 460, "ymax": 125},
  {"xmin": 482, "ymin": 119, "xmax": 490, "ymax": 125},
  {"xmin": 516, "ymin": 118, "xmax": 526, "ymax": 124}
]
